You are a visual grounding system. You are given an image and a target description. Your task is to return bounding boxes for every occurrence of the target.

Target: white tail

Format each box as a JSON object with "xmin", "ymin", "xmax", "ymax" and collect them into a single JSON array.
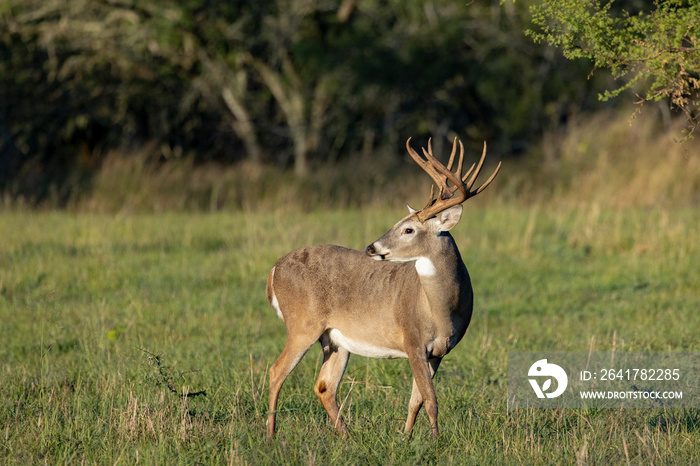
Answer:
[{"xmin": 265, "ymin": 137, "xmax": 501, "ymax": 440}]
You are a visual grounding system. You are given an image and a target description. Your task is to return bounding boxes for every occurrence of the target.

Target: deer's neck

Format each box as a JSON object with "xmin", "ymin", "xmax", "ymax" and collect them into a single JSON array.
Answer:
[{"xmin": 415, "ymin": 234, "xmax": 472, "ymax": 328}]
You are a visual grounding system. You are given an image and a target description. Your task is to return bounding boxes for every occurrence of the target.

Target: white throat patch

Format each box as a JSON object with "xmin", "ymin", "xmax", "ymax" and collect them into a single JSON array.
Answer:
[{"xmin": 415, "ymin": 257, "xmax": 437, "ymax": 277}]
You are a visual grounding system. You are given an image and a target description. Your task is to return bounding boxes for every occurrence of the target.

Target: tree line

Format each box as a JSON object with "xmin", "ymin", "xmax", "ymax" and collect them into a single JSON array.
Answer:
[{"xmin": 1, "ymin": 0, "xmax": 697, "ymax": 204}]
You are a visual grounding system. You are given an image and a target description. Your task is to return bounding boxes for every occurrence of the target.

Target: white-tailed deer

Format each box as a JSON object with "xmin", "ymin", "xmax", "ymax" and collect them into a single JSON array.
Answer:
[{"xmin": 265, "ymin": 137, "xmax": 501, "ymax": 440}]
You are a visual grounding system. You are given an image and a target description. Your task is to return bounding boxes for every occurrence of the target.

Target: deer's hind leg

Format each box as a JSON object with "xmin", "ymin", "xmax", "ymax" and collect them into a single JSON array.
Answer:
[
  {"xmin": 314, "ymin": 332, "xmax": 351, "ymax": 435},
  {"xmin": 267, "ymin": 329, "xmax": 323, "ymax": 441}
]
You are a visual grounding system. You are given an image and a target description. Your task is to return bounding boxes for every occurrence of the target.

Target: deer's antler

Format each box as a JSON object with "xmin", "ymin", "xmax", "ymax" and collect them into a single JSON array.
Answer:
[{"xmin": 406, "ymin": 137, "xmax": 501, "ymax": 222}]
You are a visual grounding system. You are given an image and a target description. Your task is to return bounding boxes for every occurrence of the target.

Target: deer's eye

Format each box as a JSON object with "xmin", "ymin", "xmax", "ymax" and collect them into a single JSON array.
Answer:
[{"xmin": 403, "ymin": 228, "xmax": 414, "ymax": 235}]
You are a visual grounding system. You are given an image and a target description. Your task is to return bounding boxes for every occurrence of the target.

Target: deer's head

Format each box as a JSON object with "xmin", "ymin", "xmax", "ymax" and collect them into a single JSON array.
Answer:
[{"xmin": 366, "ymin": 138, "xmax": 501, "ymax": 266}]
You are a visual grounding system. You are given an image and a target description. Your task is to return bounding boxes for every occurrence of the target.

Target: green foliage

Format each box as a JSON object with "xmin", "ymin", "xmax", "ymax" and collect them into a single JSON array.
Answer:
[
  {"xmin": 1, "ymin": 207, "xmax": 699, "ymax": 462},
  {"xmin": 528, "ymin": 0, "xmax": 700, "ymax": 137}
]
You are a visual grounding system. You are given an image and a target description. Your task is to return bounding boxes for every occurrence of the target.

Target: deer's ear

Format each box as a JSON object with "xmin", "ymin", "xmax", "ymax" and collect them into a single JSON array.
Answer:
[
  {"xmin": 407, "ymin": 205, "xmax": 418, "ymax": 214},
  {"xmin": 435, "ymin": 205, "xmax": 463, "ymax": 232}
]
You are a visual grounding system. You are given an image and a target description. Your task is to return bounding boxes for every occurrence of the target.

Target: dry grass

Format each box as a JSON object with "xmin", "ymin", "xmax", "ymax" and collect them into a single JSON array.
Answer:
[
  {"xmin": 77, "ymin": 149, "xmax": 427, "ymax": 213},
  {"xmin": 24, "ymin": 108, "xmax": 691, "ymax": 214},
  {"xmin": 503, "ymin": 109, "xmax": 700, "ymax": 208}
]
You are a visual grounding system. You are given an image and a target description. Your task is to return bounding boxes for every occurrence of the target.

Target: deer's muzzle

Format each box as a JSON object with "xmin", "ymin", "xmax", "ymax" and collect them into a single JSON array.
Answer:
[{"xmin": 365, "ymin": 243, "xmax": 387, "ymax": 260}]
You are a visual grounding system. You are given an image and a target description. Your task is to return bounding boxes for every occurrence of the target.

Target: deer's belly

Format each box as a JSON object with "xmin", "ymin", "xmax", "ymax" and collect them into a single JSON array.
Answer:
[{"xmin": 328, "ymin": 329, "xmax": 407, "ymax": 359}]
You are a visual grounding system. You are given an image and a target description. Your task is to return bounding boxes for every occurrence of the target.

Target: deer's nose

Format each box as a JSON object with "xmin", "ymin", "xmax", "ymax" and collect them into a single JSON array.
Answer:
[{"xmin": 365, "ymin": 244, "xmax": 376, "ymax": 256}]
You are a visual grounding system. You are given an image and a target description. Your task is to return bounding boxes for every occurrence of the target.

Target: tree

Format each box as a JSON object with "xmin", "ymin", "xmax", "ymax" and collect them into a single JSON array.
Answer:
[
  {"xmin": 244, "ymin": 0, "xmax": 343, "ymax": 176},
  {"xmin": 528, "ymin": 0, "xmax": 700, "ymax": 137}
]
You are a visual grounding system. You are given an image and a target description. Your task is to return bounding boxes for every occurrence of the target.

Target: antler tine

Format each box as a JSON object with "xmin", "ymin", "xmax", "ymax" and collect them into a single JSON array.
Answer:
[
  {"xmin": 473, "ymin": 161, "xmax": 502, "ymax": 195},
  {"xmin": 462, "ymin": 162, "xmax": 476, "ymax": 183},
  {"xmin": 421, "ymin": 146, "xmax": 443, "ymax": 199},
  {"xmin": 445, "ymin": 138, "xmax": 458, "ymax": 171},
  {"xmin": 454, "ymin": 139, "xmax": 465, "ymax": 180},
  {"xmin": 465, "ymin": 142, "xmax": 487, "ymax": 190},
  {"xmin": 407, "ymin": 138, "xmax": 441, "ymax": 182}
]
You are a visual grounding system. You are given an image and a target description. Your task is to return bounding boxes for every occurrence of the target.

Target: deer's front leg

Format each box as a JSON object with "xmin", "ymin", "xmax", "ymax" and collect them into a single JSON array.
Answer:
[{"xmin": 406, "ymin": 355, "xmax": 442, "ymax": 438}]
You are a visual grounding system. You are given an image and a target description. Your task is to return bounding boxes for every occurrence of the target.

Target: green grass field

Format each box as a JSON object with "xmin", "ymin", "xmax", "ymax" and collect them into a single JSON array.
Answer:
[{"xmin": 1, "ymin": 205, "xmax": 699, "ymax": 464}]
